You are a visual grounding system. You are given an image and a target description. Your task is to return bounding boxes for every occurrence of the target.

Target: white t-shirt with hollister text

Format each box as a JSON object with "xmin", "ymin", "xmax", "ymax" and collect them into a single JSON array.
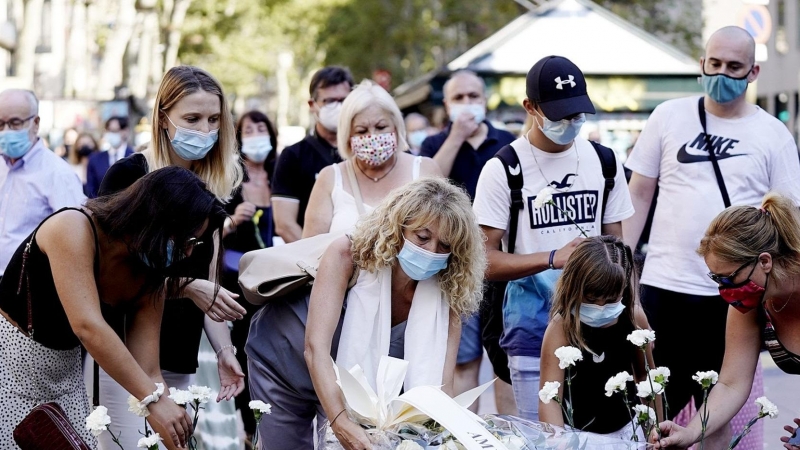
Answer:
[
  {"xmin": 473, "ymin": 136, "xmax": 634, "ymax": 253},
  {"xmin": 625, "ymin": 96, "xmax": 800, "ymax": 296}
]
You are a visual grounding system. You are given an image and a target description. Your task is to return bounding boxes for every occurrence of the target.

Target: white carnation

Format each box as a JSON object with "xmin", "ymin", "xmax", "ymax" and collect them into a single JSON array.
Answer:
[
  {"xmin": 538, "ymin": 381, "xmax": 561, "ymax": 404},
  {"xmin": 85, "ymin": 406, "xmax": 111, "ymax": 437},
  {"xmin": 137, "ymin": 433, "xmax": 162, "ymax": 449},
  {"xmin": 627, "ymin": 329, "xmax": 656, "ymax": 347},
  {"xmin": 188, "ymin": 385, "xmax": 213, "ymax": 404},
  {"xmin": 604, "ymin": 371, "xmax": 633, "ymax": 397},
  {"xmin": 649, "ymin": 367, "xmax": 671, "ymax": 385},
  {"xmin": 533, "ymin": 186, "xmax": 555, "ymax": 209},
  {"xmin": 692, "ymin": 371, "xmax": 719, "ymax": 388},
  {"xmin": 636, "ymin": 380, "xmax": 664, "ymax": 398},
  {"xmin": 632, "ymin": 404, "xmax": 657, "ymax": 425},
  {"xmin": 755, "ymin": 396, "xmax": 778, "ymax": 418},
  {"xmin": 554, "ymin": 346, "xmax": 583, "ymax": 369},
  {"xmin": 397, "ymin": 441, "xmax": 424, "ymax": 450},
  {"xmin": 168, "ymin": 387, "xmax": 193, "ymax": 407},
  {"xmin": 127, "ymin": 395, "xmax": 150, "ymax": 417},
  {"xmin": 249, "ymin": 400, "xmax": 272, "ymax": 414}
]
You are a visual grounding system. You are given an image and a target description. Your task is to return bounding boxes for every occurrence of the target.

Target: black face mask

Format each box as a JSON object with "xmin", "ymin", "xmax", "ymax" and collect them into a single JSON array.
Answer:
[{"xmin": 77, "ymin": 146, "xmax": 95, "ymax": 157}]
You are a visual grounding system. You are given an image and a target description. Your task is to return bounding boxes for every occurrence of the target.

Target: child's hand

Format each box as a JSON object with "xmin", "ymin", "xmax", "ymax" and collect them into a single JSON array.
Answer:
[{"xmin": 553, "ymin": 237, "xmax": 584, "ymax": 269}]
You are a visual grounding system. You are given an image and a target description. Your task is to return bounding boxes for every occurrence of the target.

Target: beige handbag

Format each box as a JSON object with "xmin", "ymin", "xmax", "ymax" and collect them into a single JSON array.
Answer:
[{"xmin": 238, "ymin": 161, "xmax": 367, "ymax": 305}]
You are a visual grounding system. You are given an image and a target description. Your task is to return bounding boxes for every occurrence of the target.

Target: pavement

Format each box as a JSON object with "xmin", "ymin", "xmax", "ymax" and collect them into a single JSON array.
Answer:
[{"xmin": 473, "ymin": 352, "xmax": 799, "ymax": 448}]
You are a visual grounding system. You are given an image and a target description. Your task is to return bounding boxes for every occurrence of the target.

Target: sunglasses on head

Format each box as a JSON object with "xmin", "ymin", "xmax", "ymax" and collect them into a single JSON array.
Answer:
[{"xmin": 707, "ymin": 257, "xmax": 757, "ymax": 287}]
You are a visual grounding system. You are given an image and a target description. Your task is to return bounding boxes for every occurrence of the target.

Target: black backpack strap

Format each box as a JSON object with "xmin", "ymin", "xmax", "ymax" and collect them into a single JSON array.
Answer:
[
  {"xmin": 494, "ymin": 145, "xmax": 523, "ymax": 254},
  {"xmin": 590, "ymin": 141, "xmax": 616, "ymax": 223},
  {"xmin": 698, "ymin": 97, "xmax": 731, "ymax": 208}
]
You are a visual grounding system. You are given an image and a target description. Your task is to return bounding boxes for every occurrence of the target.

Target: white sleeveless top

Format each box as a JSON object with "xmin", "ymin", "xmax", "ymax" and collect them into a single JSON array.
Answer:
[{"xmin": 329, "ymin": 156, "xmax": 422, "ymax": 234}]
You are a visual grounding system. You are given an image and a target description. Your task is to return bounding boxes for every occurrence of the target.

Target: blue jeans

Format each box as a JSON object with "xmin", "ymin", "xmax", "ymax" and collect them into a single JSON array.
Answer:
[
  {"xmin": 508, "ymin": 355, "xmax": 541, "ymax": 421},
  {"xmin": 456, "ymin": 314, "xmax": 483, "ymax": 365}
]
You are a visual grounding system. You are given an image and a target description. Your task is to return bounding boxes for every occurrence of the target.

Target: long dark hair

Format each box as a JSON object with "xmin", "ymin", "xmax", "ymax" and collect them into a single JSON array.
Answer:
[
  {"xmin": 235, "ymin": 110, "xmax": 277, "ymax": 183},
  {"xmin": 86, "ymin": 166, "xmax": 227, "ymax": 297}
]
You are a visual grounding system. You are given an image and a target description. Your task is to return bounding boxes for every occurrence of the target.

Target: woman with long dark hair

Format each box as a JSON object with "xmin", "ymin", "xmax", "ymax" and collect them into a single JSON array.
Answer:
[{"xmin": 0, "ymin": 166, "xmax": 227, "ymax": 448}]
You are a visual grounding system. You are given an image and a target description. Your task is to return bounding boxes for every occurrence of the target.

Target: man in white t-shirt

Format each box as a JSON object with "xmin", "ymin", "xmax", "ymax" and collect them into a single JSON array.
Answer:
[
  {"xmin": 624, "ymin": 26, "xmax": 800, "ymax": 447},
  {"xmin": 473, "ymin": 56, "xmax": 634, "ymax": 421}
]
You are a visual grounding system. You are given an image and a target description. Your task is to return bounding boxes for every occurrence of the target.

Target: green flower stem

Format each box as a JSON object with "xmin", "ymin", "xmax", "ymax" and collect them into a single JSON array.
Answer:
[
  {"xmin": 620, "ymin": 392, "xmax": 638, "ymax": 442},
  {"xmin": 110, "ymin": 431, "xmax": 125, "ymax": 450},
  {"xmin": 566, "ymin": 367, "xmax": 576, "ymax": 429},
  {"xmin": 728, "ymin": 414, "xmax": 764, "ymax": 449},
  {"xmin": 546, "ymin": 200, "xmax": 589, "ymax": 238},
  {"xmin": 699, "ymin": 389, "xmax": 710, "ymax": 450},
  {"xmin": 640, "ymin": 347, "xmax": 662, "ymax": 440},
  {"xmin": 252, "ymin": 418, "xmax": 262, "ymax": 448}
]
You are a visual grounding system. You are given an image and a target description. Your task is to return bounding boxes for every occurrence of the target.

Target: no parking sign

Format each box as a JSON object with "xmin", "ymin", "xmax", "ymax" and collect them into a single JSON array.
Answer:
[{"xmin": 737, "ymin": 4, "xmax": 772, "ymax": 44}]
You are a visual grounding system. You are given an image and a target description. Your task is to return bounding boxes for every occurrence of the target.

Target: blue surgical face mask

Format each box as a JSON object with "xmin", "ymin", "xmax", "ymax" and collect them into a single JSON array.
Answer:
[
  {"xmin": 408, "ymin": 130, "xmax": 428, "ymax": 150},
  {"xmin": 165, "ymin": 115, "xmax": 219, "ymax": 161},
  {"xmin": 534, "ymin": 110, "xmax": 585, "ymax": 145},
  {"xmin": 140, "ymin": 239, "xmax": 175, "ymax": 269},
  {"xmin": 397, "ymin": 238, "xmax": 450, "ymax": 281},
  {"xmin": 579, "ymin": 301, "xmax": 625, "ymax": 328},
  {"xmin": 241, "ymin": 135, "xmax": 273, "ymax": 163},
  {"xmin": 449, "ymin": 103, "xmax": 486, "ymax": 124},
  {"xmin": 701, "ymin": 60, "xmax": 752, "ymax": 104},
  {"xmin": 0, "ymin": 127, "xmax": 33, "ymax": 159}
]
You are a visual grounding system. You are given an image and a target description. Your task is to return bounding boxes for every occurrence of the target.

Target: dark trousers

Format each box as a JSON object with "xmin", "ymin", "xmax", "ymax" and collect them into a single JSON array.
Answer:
[{"xmin": 641, "ymin": 285, "xmax": 729, "ymax": 418}]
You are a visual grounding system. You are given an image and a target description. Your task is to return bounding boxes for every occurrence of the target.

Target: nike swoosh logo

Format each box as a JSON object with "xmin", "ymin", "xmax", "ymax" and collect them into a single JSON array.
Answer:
[
  {"xmin": 509, "ymin": 164, "xmax": 521, "ymax": 176},
  {"xmin": 676, "ymin": 144, "xmax": 745, "ymax": 164}
]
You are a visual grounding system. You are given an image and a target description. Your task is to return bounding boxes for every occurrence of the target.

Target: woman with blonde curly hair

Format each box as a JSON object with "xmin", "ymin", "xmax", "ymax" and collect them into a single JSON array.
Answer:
[{"xmin": 244, "ymin": 177, "xmax": 485, "ymax": 450}]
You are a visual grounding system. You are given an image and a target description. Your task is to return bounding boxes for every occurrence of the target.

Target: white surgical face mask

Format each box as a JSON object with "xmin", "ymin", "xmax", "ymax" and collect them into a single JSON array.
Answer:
[
  {"xmin": 317, "ymin": 102, "xmax": 342, "ymax": 132},
  {"xmin": 241, "ymin": 135, "xmax": 273, "ymax": 163},
  {"xmin": 534, "ymin": 109, "xmax": 585, "ymax": 145},
  {"xmin": 448, "ymin": 103, "xmax": 486, "ymax": 124},
  {"xmin": 104, "ymin": 132, "xmax": 123, "ymax": 149}
]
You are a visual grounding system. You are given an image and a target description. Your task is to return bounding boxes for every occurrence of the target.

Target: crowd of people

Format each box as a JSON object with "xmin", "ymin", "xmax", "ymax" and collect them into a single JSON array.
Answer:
[{"xmin": 0, "ymin": 24, "xmax": 799, "ymax": 450}]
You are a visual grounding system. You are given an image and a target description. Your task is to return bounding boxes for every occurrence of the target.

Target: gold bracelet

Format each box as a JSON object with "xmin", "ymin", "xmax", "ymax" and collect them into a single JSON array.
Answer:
[{"xmin": 330, "ymin": 409, "xmax": 347, "ymax": 426}]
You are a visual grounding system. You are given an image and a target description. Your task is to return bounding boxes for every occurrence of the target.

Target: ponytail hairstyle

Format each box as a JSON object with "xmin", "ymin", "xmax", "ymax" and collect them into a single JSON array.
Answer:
[
  {"xmin": 551, "ymin": 235, "xmax": 639, "ymax": 351},
  {"xmin": 698, "ymin": 192, "xmax": 800, "ymax": 283}
]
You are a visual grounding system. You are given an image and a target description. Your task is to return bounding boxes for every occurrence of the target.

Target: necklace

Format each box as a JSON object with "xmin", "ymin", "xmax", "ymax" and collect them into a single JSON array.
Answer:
[
  {"xmin": 355, "ymin": 155, "xmax": 398, "ymax": 182},
  {"xmin": 526, "ymin": 130, "xmax": 579, "ymax": 192},
  {"xmin": 771, "ymin": 280, "xmax": 796, "ymax": 313}
]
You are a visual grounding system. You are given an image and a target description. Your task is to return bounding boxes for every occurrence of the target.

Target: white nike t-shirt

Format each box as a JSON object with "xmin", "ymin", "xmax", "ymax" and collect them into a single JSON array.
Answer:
[
  {"xmin": 626, "ymin": 96, "xmax": 800, "ymax": 296},
  {"xmin": 474, "ymin": 136, "xmax": 634, "ymax": 254}
]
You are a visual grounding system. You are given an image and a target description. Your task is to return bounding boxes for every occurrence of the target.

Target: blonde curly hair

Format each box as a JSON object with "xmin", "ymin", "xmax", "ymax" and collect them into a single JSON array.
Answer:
[{"xmin": 350, "ymin": 177, "xmax": 486, "ymax": 317}]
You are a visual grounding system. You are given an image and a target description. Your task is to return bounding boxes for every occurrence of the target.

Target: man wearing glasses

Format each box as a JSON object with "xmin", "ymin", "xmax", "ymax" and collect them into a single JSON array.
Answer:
[
  {"xmin": 272, "ymin": 66, "xmax": 354, "ymax": 243},
  {"xmin": 623, "ymin": 26, "xmax": 800, "ymax": 448},
  {"xmin": 0, "ymin": 89, "xmax": 85, "ymax": 283}
]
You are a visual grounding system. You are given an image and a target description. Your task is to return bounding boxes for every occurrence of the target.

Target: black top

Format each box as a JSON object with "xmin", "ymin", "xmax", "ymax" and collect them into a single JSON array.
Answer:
[
  {"xmin": 0, "ymin": 208, "xmax": 128, "ymax": 350},
  {"xmin": 271, "ymin": 133, "xmax": 342, "ymax": 227},
  {"xmin": 565, "ymin": 314, "xmax": 638, "ymax": 434},
  {"xmin": 98, "ymin": 154, "xmax": 214, "ymax": 374},
  {"xmin": 420, "ymin": 121, "xmax": 516, "ymax": 200}
]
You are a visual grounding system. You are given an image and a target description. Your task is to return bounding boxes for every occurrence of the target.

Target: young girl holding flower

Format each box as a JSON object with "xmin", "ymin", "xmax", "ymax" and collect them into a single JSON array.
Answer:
[{"xmin": 538, "ymin": 236, "xmax": 659, "ymax": 439}]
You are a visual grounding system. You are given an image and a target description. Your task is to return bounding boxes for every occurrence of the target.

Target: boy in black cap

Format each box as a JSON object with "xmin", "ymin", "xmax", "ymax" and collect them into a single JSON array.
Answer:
[{"xmin": 473, "ymin": 55, "xmax": 634, "ymax": 421}]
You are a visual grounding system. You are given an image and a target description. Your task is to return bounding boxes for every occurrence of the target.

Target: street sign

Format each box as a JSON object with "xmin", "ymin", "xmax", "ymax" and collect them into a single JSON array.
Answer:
[{"xmin": 737, "ymin": 4, "xmax": 773, "ymax": 45}]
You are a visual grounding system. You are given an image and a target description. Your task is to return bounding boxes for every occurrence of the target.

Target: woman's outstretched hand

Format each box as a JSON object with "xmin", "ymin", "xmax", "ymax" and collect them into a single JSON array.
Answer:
[{"xmin": 649, "ymin": 420, "xmax": 694, "ymax": 449}]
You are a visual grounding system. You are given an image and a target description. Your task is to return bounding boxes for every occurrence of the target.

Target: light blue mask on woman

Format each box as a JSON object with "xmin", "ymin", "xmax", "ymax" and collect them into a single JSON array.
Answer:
[
  {"xmin": 535, "ymin": 110, "xmax": 586, "ymax": 145},
  {"xmin": 579, "ymin": 301, "xmax": 625, "ymax": 328},
  {"xmin": 165, "ymin": 115, "xmax": 219, "ymax": 161},
  {"xmin": 0, "ymin": 128, "xmax": 33, "ymax": 159},
  {"xmin": 397, "ymin": 238, "xmax": 450, "ymax": 281}
]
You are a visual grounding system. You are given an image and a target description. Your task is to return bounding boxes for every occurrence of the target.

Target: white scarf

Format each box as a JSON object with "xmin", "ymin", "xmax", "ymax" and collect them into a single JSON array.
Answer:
[{"xmin": 336, "ymin": 267, "xmax": 450, "ymax": 392}]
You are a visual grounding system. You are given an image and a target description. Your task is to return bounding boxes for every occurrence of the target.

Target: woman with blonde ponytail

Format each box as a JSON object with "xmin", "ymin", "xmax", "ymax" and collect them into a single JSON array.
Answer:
[{"xmin": 653, "ymin": 192, "xmax": 800, "ymax": 449}]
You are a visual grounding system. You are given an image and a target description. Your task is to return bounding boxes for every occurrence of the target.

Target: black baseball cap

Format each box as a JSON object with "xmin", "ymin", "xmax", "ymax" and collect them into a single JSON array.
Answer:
[{"xmin": 526, "ymin": 55, "xmax": 595, "ymax": 121}]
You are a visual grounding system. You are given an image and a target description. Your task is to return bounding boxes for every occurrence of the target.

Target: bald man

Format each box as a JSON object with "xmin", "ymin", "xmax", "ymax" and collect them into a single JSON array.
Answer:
[
  {"xmin": 0, "ymin": 89, "xmax": 85, "ymax": 279},
  {"xmin": 623, "ymin": 26, "xmax": 800, "ymax": 447}
]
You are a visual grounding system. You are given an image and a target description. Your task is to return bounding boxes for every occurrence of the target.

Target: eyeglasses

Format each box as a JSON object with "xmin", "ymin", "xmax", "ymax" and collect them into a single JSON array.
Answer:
[
  {"xmin": 707, "ymin": 258, "xmax": 757, "ymax": 287},
  {"xmin": 0, "ymin": 115, "xmax": 35, "ymax": 131},
  {"xmin": 315, "ymin": 97, "xmax": 346, "ymax": 107}
]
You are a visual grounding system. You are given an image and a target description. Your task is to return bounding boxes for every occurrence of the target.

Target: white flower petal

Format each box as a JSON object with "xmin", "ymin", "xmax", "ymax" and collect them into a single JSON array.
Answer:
[
  {"xmin": 755, "ymin": 396, "xmax": 779, "ymax": 418},
  {"xmin": 538, "ymin": 381, "xmax": 561, "ymax": 405},
  {"xmin": 627, "ymin": 329, "xmax": 656, "ymax": 347},
  {"xmin": 554, "ymin": 346, "xmax": 584, "ymax": 369}
]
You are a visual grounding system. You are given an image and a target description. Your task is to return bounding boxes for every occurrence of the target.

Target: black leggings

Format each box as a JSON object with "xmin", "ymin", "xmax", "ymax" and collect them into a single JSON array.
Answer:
[{"xmin": 641, "ymin": 285, "xmax": 729, "ymax": 418}]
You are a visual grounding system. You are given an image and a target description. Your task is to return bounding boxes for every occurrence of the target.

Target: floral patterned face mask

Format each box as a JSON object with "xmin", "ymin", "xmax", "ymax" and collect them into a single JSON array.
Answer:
[{"xmin": 350, "ymin": 132, "xmax": 397, "ymax": 166}]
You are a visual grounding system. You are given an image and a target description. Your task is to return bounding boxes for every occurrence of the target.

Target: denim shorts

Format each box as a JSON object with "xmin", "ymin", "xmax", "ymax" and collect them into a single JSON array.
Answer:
[
  {"xmin": 456, "ymin": 314, "xmax": 483, "ymax": 365},
  {"xmin": 508, "ymin": 355, "xmax": 541, "ymax": 421}
]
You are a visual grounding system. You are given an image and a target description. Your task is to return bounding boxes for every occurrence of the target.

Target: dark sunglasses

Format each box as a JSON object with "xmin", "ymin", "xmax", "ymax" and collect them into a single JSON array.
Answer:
[
  {"xmin": 707, "ymin": 258, "xmax": 757, "ymax": 287},
  {"xmin": 184, "ymin": 237, "xmax": 204, "ymax": 250}
]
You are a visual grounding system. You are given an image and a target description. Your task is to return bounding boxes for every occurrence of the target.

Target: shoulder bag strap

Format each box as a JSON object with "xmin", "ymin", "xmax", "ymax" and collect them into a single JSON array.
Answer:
[
  {"xmin": 589, "ymin": 140, "xmax": 617, "ymax": 222},
  {"xmin": 698, "ymin": 97, "xmax": 732, "ymax": 208},
  {"xmin": 494, "ymin": 145, "xmax": 523, "ymax": 255},
  {"xmin": 344, "ymin": 161, "xmax": 367, "ymax": 217}
]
